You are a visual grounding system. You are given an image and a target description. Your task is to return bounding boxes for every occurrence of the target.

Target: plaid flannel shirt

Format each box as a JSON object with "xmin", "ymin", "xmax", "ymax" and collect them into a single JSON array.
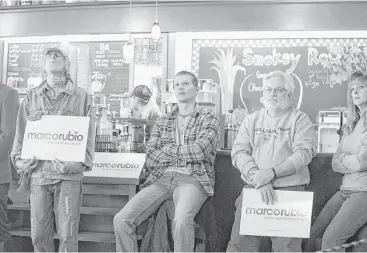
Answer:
[{"xmin": 142, "ymin": 104, "xmax": 220, "ymax": 196}]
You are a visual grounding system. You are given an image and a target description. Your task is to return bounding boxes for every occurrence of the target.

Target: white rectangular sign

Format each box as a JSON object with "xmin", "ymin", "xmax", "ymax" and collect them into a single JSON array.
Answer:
[
  {"xmin": 85, "ymin": 152, "xmax": 146, "ymax": 179},
  {"xmin": 240, "ymin": 188, "xmax": 313, "ymax": 238},
  {"xmin": 21, "ymin": 115, "xmax": 90, "ymax": 162}
]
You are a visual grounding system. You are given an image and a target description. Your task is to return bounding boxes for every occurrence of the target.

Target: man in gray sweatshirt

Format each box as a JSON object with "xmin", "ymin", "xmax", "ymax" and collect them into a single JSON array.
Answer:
[
  {"xmin": 0, "ymin": 83, "xmax": 19, "ymax": 252},
  {"xmin": 226, "ymin": 70, "xmax": 317, "ymax": 252}
]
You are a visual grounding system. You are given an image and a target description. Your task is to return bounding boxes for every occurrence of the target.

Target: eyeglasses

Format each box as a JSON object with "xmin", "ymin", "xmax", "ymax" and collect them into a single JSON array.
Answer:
[{"xmin": 263, "ymin": 87, "xmax": 287, "ymax": 94}]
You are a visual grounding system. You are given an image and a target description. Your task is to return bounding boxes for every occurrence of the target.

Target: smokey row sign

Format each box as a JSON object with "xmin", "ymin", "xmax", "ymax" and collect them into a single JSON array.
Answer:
[
  {"xmin": 242, "ymin": 47, "xmax": 343, "ymax": 70},
  {"xmin": 195, "ymin": 38, "xmax": 367, "ymax": 121}
]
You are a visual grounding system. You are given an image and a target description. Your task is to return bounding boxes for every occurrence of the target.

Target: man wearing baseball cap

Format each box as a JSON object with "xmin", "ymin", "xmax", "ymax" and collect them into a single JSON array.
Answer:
[
  {"xmin": 130, "ymin": 85, "xmax": 160, "ymax": 120},
  {"xmin": 11, "ymin": 47, "xmax": 95, "ymax": 252}
]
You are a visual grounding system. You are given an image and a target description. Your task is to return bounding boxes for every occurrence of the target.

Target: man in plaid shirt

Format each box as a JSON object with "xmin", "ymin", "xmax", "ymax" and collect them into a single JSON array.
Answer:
[{"xmin": 114, "ymin": 71, "xmax": 220, "ymax": 252}]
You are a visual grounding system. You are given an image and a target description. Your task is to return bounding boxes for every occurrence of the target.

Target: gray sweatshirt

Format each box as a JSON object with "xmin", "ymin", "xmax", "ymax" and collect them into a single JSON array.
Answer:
[{"xmin": 231, "ymin": 107, "xmax": 317, "ymax": 187}]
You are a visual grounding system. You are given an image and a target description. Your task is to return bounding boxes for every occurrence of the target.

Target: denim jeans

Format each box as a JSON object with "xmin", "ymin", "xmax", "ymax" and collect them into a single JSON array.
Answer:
[
  {"xmin": 0, "ymin": 183, "xmax": 11, "ymax": 251},
  {"xmin": 305, "ymin": 190, "xmax": 367, "ymax": 252},
  {"xmin": 113, "ymin": 172, "xmax": 208, "ymax": 252},
  {"xmin": 30, "ymin": 179, "xmax": 83, "ymax": 252},
  {"xmin": 226, "ymin": 185, "xmax": 305, "ymax": 252}
]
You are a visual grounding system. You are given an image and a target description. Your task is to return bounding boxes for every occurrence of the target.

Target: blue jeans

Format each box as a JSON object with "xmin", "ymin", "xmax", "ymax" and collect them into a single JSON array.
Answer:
[
  {"xmin": 0, "ymin": 183, "xmax": 11, "ymax": 251},
  {"xmin": 305, "ymin": 190, "xmax": 367, "ymax": 252},
  {"xmin": 30, "ymin": 179, "xmax": 83, "ymax": 252},
  {"xmin": 226, "ymin": 185, "xmax": 305, "ymax": 252},
  {"xmin": 113, "ymin": 172, "xmax": 208, "ymax": 252}
]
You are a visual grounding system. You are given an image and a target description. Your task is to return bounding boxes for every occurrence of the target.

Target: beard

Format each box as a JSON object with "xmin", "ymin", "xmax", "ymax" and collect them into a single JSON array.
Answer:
[{"xmin": 263, "ymin": 98, "xmax": 290, "ymax": 110}]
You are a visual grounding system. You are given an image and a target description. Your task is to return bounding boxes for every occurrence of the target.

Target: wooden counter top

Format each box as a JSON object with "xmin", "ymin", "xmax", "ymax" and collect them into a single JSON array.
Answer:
[{"xmin": 216, "ymin": 149, "xmax": 334, "ymax": 158}]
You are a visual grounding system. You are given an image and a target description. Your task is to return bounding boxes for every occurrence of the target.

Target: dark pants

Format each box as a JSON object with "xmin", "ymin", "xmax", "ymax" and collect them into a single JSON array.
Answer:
[{"xmin": 0, "ymin": 183, "xmax": 11, "ymax": 248}]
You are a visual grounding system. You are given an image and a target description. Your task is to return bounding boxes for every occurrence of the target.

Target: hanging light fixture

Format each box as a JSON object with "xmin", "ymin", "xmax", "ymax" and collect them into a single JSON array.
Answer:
[
  {"xmin": 123, "ymin": 35, "xmax": 134, "ymax": 64},
  {"xmin": 151, "ymin": 0, "xmax": 161, "ymax": 40},
  {"xmin": 123, "ymin": 0, "xmax": 134, "ymax": 64}
]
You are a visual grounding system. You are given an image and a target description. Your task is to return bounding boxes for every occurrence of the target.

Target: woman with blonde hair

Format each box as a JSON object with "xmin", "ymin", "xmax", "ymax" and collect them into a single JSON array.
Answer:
[{"xmin": 305, "ymin": 70, "xmax": 367, "ymax": 252}]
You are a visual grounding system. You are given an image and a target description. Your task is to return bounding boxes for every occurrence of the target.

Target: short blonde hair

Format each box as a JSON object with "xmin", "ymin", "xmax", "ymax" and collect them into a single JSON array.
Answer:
[
  {"xmin": 175, "ymin": 70, "xmax": 199, "ymax": 87},
  {"xmin": 263, "ymin": 70, "xmax": 295, "ymax": 95}
]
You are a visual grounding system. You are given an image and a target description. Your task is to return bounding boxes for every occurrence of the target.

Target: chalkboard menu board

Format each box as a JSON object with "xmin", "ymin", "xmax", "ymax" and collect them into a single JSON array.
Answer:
[
  {"xmin": 192, "ymin": 38, "xmax": 367, "ymax": 122},
  {"xmin": 6, "ymin": 42, "xmax": 60, "ymax": 93},
  {"xmin": 69, "ymin": 41, "xmax": 130, "ymax": 116}
]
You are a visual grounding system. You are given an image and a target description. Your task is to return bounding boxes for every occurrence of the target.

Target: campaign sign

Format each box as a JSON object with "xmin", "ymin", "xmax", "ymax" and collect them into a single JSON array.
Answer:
[
  {"xmin": 21, "ymin": 115, "xmax": 90, "ymax": 162},
  {"xmin": 240, "ymin": 188, "xmax": 313, "ymax": 238},
  {"xmin": 85, "ymin": 152, "xmax": 146, "ymax": 179}
]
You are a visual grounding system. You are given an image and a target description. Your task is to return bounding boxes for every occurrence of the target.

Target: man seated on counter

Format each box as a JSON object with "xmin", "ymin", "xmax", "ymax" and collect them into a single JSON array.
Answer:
[
  {"xmin": 113, "ymin": 70, "xmax": 220, "ymax": 252},
  {"xmin": 226, "ymin": 70, "xmax": 317, "ymax": 252}
]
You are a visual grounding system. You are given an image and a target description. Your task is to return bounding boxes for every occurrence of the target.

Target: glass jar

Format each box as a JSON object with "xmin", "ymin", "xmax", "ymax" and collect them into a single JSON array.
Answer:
[{"xmin": 120, "ymin": 92, "xmax": 131, "ymax": 118}]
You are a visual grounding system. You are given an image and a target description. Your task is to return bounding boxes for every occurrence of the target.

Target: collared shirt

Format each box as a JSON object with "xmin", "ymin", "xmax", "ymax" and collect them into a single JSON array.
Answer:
[
  {"xmin": 11, "ymin": 79, "xmax": 95, "ymax": 181},
  {"xmin": 142, "ymin": 104, "xmax": 220, "ymax": 196}
]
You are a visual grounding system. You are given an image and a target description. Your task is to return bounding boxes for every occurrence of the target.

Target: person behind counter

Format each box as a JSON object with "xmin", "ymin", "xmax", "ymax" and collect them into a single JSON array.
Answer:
[
  {"xmin": 113, "ymin": 70, "xmax": 220, "ymax": 252},
  {"xmin": 130, "ymin": 84, "xmax": 161, "ymax": 120},
  {"xmin": 0, "ymin": 83, "xmax": 20, "ymax": 252},
  {"xmin": 227, "ymin": 70, "xmax": 317, "ymax": 252},
  {"xmin": 10, "ymin": 48, "xmax": 95, "ymax": 252},
  {"xmin": 305, "ymin": 70, "xmax": 367, "ymax": 252},
  {"xmin": 130, "ymin": 85, "xmax": 161, "ymax": 147}
]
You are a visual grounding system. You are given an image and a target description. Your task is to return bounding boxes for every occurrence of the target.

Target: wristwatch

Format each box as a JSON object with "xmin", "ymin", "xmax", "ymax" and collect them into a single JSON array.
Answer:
[{"xmin": 270, "ymin": 167, "xmax": 277, "ymax": 179}]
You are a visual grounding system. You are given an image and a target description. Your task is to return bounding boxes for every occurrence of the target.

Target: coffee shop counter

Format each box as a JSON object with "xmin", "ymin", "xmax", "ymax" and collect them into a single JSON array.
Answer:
[{"xmin": 9, "ymin": 150, "xmax": 340, "ymax": 252}]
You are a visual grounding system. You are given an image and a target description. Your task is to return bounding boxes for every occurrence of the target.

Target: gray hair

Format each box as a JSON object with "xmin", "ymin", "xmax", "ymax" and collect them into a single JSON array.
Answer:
[{"xmin": 263, "ymin": 70, "xmax": 295, "ymax": 95}]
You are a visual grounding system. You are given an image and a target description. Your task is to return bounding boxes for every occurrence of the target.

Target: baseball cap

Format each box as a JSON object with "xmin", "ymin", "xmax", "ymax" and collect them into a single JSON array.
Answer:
[
  {"xmin": 43, "ymin": 47, "xmax": 68, "ymax": 59},
  {"xmin": 131, "ymin": 85, "xmax": 152, "ymax": 101}
]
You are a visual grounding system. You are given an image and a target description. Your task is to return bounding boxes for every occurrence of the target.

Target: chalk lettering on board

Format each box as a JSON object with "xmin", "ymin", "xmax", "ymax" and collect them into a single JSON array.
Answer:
[
  {"xmin": 99, "ymin": 43, "xmax": 110, "ymax": 51},
  {"xmin": 305, "ymin": 80, "xmax": 320, "ymax": 89},
  {"xmin": 248, "ymin": 82, "xmax": 263, "ymax": 92},
  {"xmin": 7, "ymin": 43, "xmax": 60, "ymax": 93},
  {"xmin": 242, "ymin": 48, "xmax": 301, "ymax": 73},
  {"xmin": 308, "ymin": 47, "xmax": 342, "ymax": 66},
  {"xmin": 255, "ymin": 71, "xmax": 267, "ymax": 79}
]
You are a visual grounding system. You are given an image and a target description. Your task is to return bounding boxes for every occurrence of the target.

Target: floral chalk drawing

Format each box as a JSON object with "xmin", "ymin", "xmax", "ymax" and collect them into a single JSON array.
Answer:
[
  {"xmin": 209, "ymin": 48, "xmax": 247, "ymax": 114},
  {"xmin": 322, "ymin": 46, "xmax": 367, "ymax": 87}
]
